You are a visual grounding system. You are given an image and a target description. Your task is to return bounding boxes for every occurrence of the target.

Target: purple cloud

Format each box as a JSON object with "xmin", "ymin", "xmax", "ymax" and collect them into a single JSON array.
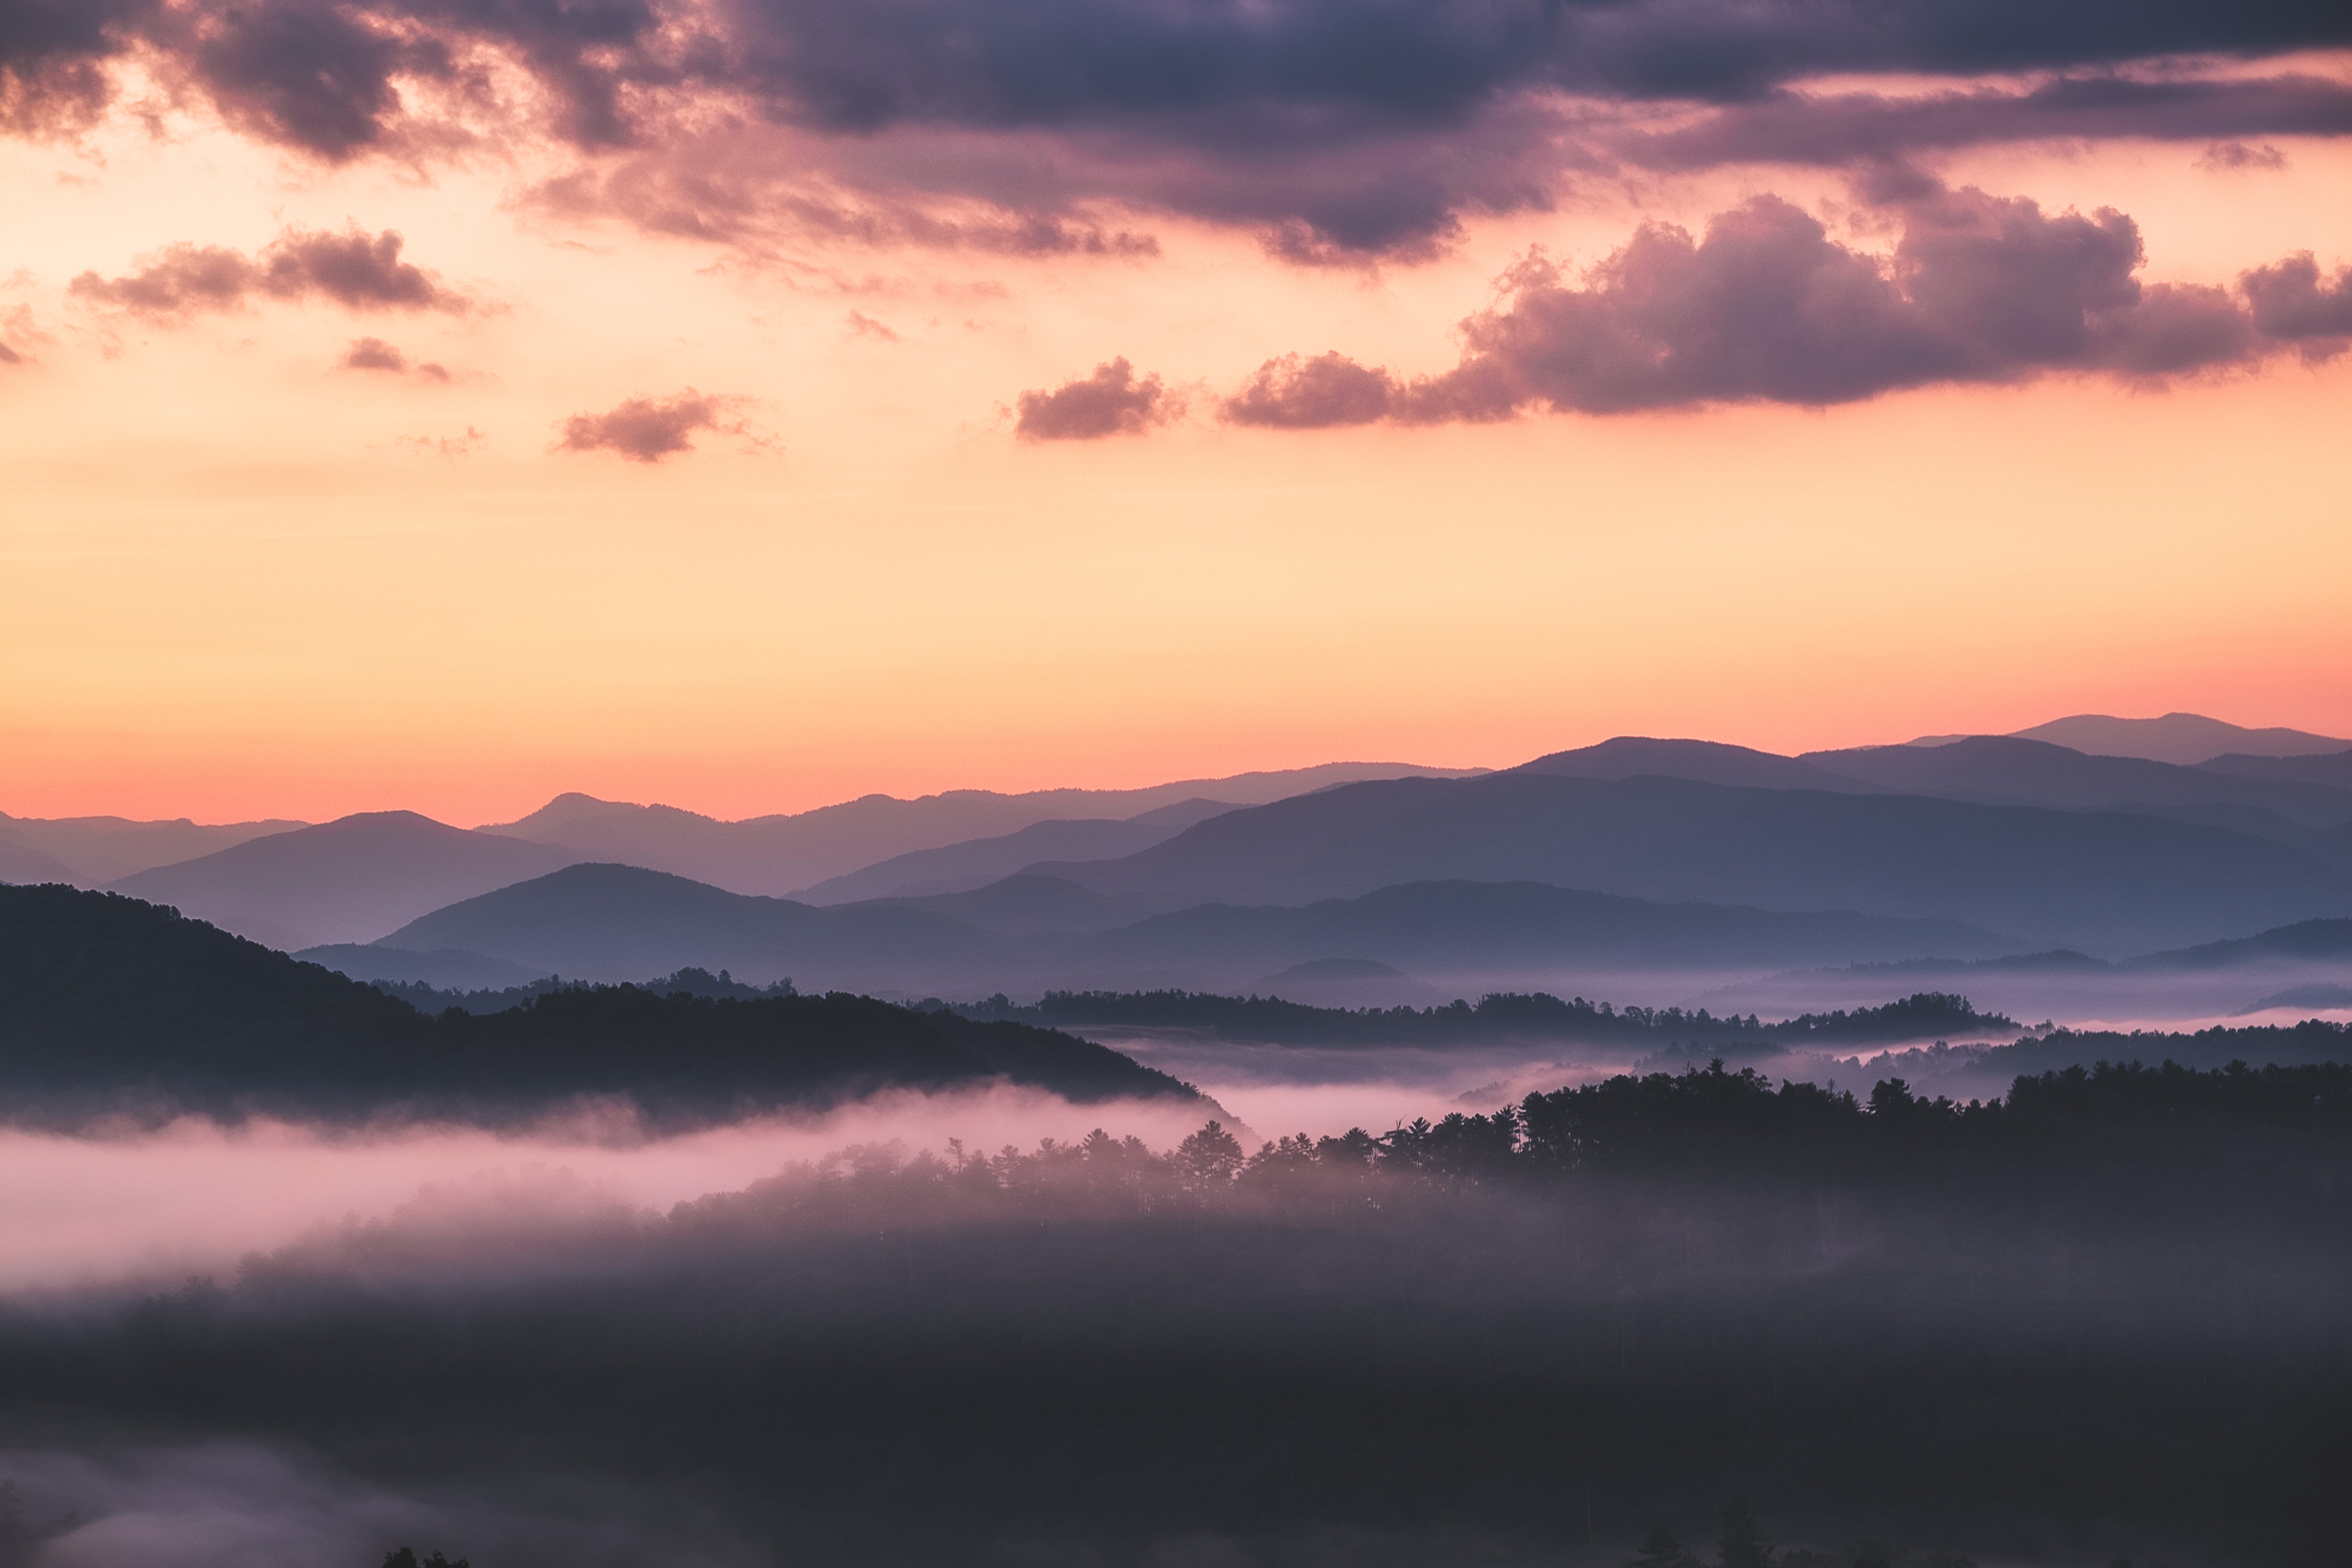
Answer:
[
  {"xmin": 1620, "ymin": 75, "xmax": 2352, "ymax": 174},
  {"xmin": 10, "ymin": 1, "xmax": 2352, "ymax": 260},
  {"xmin": 339, "ymin": 336, "xmax": 452, "ymax": 378},
  {"xmin": 1222, "ymin": 351, "xmax": 1399, "ymax": 428},
  {"xmin": 70, "ymin": 228, "xmax": 470, "ymax": 318},
  {"xmin": 1015, "ymin": 358, "xmax": 1178, "ymax": 441},
  {"xmin": 2240, "ymin": 253, "xmax": 2352, "ymax": 358},
  {"xmin": 1217, "ymin": 180, "xmax": 2339, "ymax": 423},
  {"xmin": 555, "ymin": 389, "xmax": 753, "ymax": 462},
  {"xmin": 2197, "ymin": 140, "xmax": 2289, "ymax": 172}
]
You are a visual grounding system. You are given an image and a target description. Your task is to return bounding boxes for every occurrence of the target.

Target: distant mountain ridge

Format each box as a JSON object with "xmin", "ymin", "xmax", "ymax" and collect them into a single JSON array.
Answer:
[
  {"xmin": 362, "ymin": 862, "xmax": 2033, "ymax": 995},
  {"xmin": 1907, "ymin": 712, "xmax": 2352, "ymax": 765},
  {"xmin": 477, "ymin": 761, "xmax": 1484, "ymax": 895},
  {"xmin": 0, "ymin": 812, "xmax": 305, "ymax": 886},
  {"xmin": 1023, "ymin": 772, "xmax": 2352, "ymax": 952},
  {"xmin": 1800, "ymin": 736, "xmax": 2352, "ymax": 828}
]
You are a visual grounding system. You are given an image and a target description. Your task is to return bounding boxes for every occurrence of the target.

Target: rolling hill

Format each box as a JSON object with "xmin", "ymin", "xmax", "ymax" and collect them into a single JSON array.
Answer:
[
  {"xmin": 107, "ymin": 812, "xmax": 578, "ymax": 950},
  {"xmin": 795, "ymin": 798, "xmax": 1234, "ymax": 903},
  {"xmin": 378, "ymin": 862, "xmax": 1017, "ymax": 987},
  {"xmin": 1023, "ymin": 772, "xmax": 2352, "ymax": 952}
]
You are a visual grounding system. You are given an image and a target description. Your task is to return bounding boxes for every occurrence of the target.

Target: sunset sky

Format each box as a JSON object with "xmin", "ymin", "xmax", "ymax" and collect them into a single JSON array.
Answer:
[{"xmin": 3, "ymin": 2, "xmax": 2347, "ymax": 826}]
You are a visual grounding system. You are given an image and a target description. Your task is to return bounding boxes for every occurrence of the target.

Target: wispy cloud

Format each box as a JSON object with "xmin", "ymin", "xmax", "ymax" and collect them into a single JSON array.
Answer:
[{"xmin": 1206, "ymin": 178, "xmax": 2350, "ymax": 425}]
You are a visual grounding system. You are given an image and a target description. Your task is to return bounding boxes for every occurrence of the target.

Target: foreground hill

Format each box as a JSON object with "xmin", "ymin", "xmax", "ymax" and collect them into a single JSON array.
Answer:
[
  {"xmin": 478, "ymin": 761, "xmax": 1480, "ymax": 895},
  {"xmin": 0, "ymin": 885, "xmax": 1199, "ymax": 1122},
  {"xmin": 107, "ymin": 812, "xmax": 578, "ymax": 949},
  {"xmin": 1026, "ymin": 773, "xmax": 2352, "ymax": 952}
]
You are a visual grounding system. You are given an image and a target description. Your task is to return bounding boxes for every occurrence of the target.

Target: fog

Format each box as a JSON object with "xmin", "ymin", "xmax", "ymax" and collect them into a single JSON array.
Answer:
[
  {"xmin": 2, "ymin": 985, "xmax": 2346, "ymax": 1567},
  {"xmin": 0, "ymin": 1085, "xmax": 1225, "ymax": 1293}
]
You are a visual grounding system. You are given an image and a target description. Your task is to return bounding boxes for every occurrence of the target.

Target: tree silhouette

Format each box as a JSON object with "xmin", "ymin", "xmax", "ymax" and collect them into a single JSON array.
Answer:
[
  {"xmin": 1718, "ymin": 1502, "xmax": 1773, "ymax": 1568},
  {"xmin": 1178, "ymin": 1119, "xmax": 1245, "ymax": 1184},
  {"xmin": 381, "ymin": 1551, "xmax": 470, "ymax": 1568}
]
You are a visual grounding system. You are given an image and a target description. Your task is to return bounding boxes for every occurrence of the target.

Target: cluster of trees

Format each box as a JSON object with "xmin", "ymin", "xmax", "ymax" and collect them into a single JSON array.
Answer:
[
  {"xmin": 660, "ymin": 1059, "xmax": 2352, "ymax": 1234},
  {"xmin": 947, "ymin": 988, "xmax": 2017, "ymax": 1048},
  {"xmin": 372, "ymin": 966, "xmax": 798, "ymax": 1016}
]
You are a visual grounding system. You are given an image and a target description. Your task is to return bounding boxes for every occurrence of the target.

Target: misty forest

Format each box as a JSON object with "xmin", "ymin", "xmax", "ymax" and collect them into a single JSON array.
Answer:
[{"xmin": 4, "ymin": 771, "xmax": 2352, "ymax": 1568}]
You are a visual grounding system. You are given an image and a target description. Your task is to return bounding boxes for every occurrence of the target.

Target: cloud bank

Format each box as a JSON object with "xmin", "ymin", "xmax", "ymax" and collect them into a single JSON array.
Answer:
[
  {"xmin": 6, "ymin": 1, "xmax": 2348, "ymax": 257},
  {"xmin": 1214, "ymin": 180, "xmax": 2351, "ymax": 424}
]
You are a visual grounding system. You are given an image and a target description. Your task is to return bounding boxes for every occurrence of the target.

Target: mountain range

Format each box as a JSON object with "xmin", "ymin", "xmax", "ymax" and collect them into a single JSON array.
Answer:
[{"xmin": 10, "ymin": 715, "xmax": 2352, "ymax": 987}]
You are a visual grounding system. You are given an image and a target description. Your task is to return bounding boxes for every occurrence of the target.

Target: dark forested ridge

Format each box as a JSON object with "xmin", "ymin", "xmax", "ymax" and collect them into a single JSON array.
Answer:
[
  {"xmin": 2, "ymin": 1060, "xmax": 2344, "ymax": 1566},
  {"xmin": 0, "ymin": 885, "xmax": 1198, "ymax": 1122},
  {"xmin": 951, "ymin": 987, "xmax": 2021, "ymax": 1048}
]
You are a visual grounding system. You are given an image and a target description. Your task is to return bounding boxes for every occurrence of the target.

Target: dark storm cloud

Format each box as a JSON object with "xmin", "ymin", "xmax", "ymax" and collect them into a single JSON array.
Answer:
[
  {"xmin": 1213, "ymin": 179, "xmax": 2338, "ymax": 424},
  {"xmin": 1014, "ymin": 357, "xmax": 1178, "ymax": 440},
  {"xmin": 554, "ymin": 388, "xmax": 751, "ymax": 460},
  {"xmin": 9, "ymin": 1, "xmax": 2352, "ymax": 259},
  {"xmin": 69, "ymin": 228, "xmax": 471, "ymax": 318},
  {"xmin": 1620, "ymin": 74, "xmax": 2352, "ymax": 173},
  {"xmin": 704, "ymin": 0, "xmax": 2352, "ymax": 133}
]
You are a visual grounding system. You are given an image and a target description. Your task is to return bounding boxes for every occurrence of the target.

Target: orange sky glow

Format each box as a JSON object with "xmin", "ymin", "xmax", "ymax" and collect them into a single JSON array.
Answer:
[{"xmin": 4, "ymin": 48, "xmax": 2348, "ymax": 826}]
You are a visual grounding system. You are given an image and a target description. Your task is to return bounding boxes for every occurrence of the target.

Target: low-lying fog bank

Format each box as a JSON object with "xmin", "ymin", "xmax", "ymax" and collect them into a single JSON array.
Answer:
[
  {"xmin": 0, "ymin": 1085, "xmax": 1222, "ymax": 1293},
  {"xmin": 0, "ymin": 1062, "xmax": 2343, "ymax": 1568}
]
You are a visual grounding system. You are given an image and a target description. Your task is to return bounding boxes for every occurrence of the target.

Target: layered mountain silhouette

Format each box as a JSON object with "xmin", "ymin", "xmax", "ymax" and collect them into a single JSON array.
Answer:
[
  {"xmin": 477, "ymin": 761, "xmax": 1480, "ymax": 894},
  {"xmin": 1023, "ymin": 773, "xmax": 2352, "ymax": 951},
  {"xmin": 794, "ymin": 798, "xmax": 1234, "ymax": 903},
  {"xmin": 361, "ymin": 863, "xmax": 2034, "ymax": 993},
  {"xmin": 2197, "ymin": 748, "xmax": 2352, "ymax": 791},
  {"xmin": 107, "ymin": 812, "xmax": 578, "ymax": 949}
]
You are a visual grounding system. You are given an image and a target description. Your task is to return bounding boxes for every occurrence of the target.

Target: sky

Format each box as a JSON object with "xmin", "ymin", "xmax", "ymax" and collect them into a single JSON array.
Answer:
[{"xmin": 2, "ymin": 2, "xmax": 2348, "ymax": 826}]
